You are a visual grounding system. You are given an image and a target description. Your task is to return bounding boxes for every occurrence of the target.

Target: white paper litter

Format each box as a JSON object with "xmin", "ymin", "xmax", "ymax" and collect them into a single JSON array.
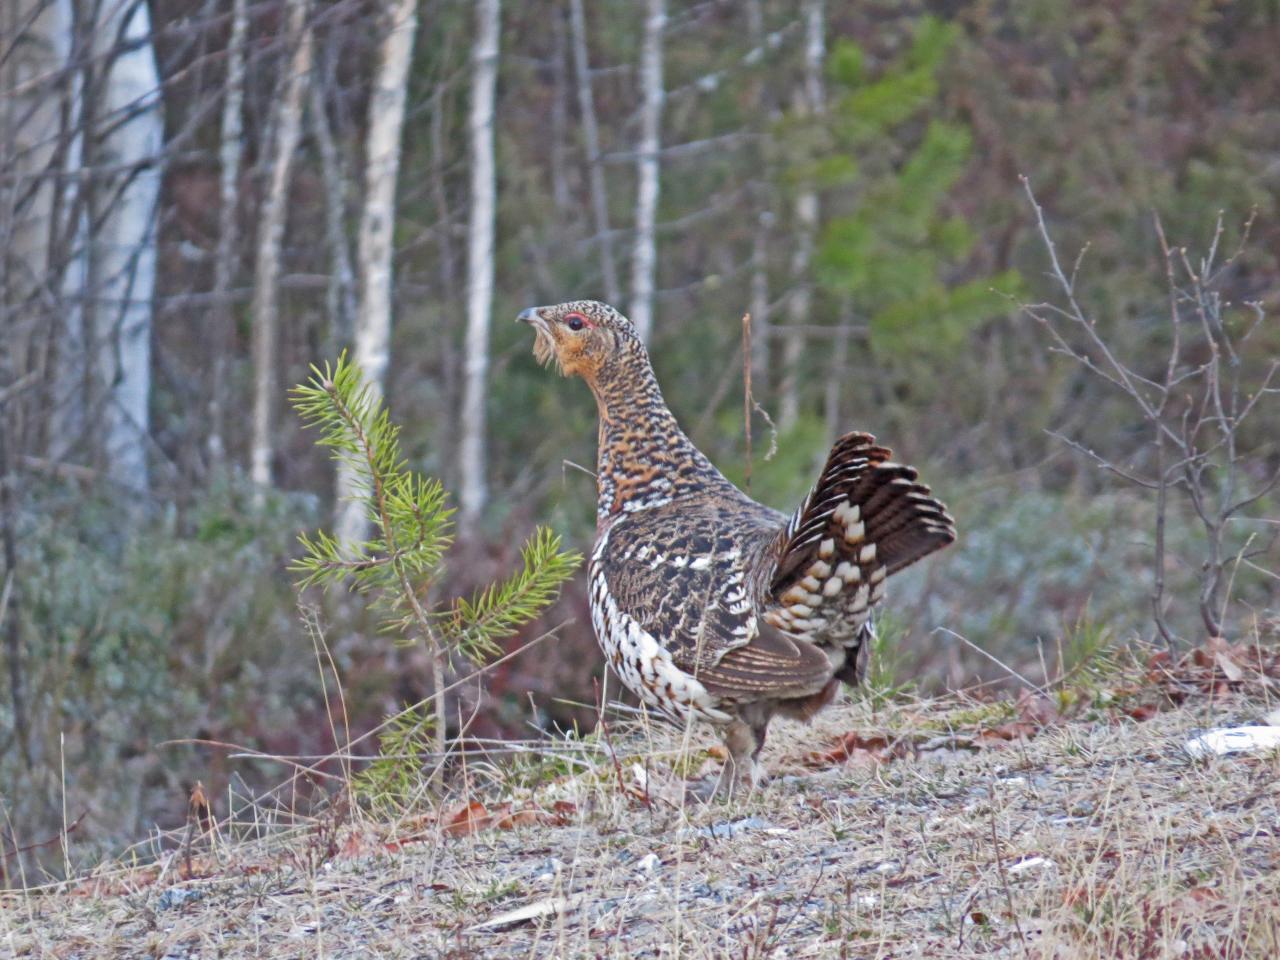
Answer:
[
  {"xmin": 470, "ymin": 895, "xmax": 582, "ymax": 932},
  {"xmin": 1008, "ymin": 856, "xmax": 1056, "ymax": 877},
  {"xmin": 1184, "ymin": 726, "xmax": 1280, "ymax": 759},
  {"xmin": 694, "ymin": 816, "xmax": 788, "ymax": 839}
]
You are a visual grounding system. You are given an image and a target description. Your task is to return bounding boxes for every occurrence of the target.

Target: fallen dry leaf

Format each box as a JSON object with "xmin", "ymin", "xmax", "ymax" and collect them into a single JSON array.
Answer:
[
  {"xmin": 494, "ymin": 808, "xmax": 540, "ymax": 830},
  {"xmin": 1182, "ymin": 886, "xmax": 1221, "ymax": 906},
  {"xmin": 1015, "ymin": 689, "xmax": 1060, "ymax": 727},
  {"xmin": 978, "ymin": 720, "xmax": 1039, "ymax": 743},
  {"xmin": 803, "ymin": 732, "xmax": 906, "ymax": 768},
  {"xmin": 440, "ymin": 800, "xmax": 575, "ymax": 838},
  {"xmin": 442, "ymin": 801, "xmax": 490, "ymax": 837},
  {"xmin": 1215, "ymin": 650, "xmax": 1244, "ymax": 683}
]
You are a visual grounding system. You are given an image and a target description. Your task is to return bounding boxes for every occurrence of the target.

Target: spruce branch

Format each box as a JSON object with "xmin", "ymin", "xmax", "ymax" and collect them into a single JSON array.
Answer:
[
  {"xmin": 451, "ymin": 527, "xmax": 582, "ymax": 655},
  {"xmin": 288, "ymin": 353, "xmax": 581, "ymax": 802}
]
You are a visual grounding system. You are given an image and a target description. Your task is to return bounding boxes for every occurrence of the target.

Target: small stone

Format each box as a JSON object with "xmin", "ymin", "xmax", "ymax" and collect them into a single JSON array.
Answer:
[
  {"xmin": 155, "ymin": 887, "xmax": 203, "ymax": 911},
  {"xmin": 533, "ymin": 857, "xmax": 565, "ymax": 883},
  {"xmin": 696, "ymin": 816, "xmax": 776, "ymax": 839}
]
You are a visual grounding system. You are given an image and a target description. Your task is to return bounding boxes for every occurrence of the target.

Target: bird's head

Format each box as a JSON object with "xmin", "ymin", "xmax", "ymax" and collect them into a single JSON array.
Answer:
[{"xmin": 518, "ymin": 300, "xmax": 644, "ymax": 386}]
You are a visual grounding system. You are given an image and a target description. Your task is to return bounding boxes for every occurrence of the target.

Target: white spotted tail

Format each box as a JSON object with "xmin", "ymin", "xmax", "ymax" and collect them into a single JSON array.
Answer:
[{"xmin": 765, "ymin": 432, "xmax": 956, "ymax": 657}]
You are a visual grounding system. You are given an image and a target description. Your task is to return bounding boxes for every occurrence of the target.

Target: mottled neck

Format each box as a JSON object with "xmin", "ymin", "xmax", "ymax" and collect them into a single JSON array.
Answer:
[{"xmin": 591, "ymin": 350, "xmax": 735, "ymax": 524}]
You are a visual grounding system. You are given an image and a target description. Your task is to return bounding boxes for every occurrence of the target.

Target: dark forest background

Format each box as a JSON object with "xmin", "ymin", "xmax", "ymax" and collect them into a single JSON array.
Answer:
[{"xmin": 3, "ymin": 0, "xmax": 1278, "ymax": 878}]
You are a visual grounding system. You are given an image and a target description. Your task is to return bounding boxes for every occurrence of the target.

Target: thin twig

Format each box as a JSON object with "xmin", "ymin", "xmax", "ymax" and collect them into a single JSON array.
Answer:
[
  {"xmin": 2, "ymin": 811, "xmax": 87, "ymax": 863},
  {"xmin": 743, "ymin": 312, "xmax": 754, "ymax": 494},
  {"xmin": 988, "ymin": 796, "xmax": 1029, "ymax": 956},
  {"xmin": 935, "ymin": 627, "xmax": 1040, "ymax": 690}
]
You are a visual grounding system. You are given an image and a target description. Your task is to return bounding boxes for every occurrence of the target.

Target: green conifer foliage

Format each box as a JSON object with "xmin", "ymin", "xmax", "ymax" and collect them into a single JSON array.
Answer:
[
  {"xmin": 290, "ymin": 354, "xmax": 580, "ymax": 801},
  {"xmin": 812, "ymin": 17, "xmax": 1022, "ymax": 361}
]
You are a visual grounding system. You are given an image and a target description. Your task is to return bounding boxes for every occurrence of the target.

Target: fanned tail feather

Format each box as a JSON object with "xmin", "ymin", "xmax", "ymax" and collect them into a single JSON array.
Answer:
[{"xmin": 764, "ymin": 431, "xmax": 955, "ymax": 644}]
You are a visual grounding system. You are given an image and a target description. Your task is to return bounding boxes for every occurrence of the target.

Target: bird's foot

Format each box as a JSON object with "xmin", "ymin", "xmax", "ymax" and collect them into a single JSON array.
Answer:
[{"xmin": 682, "ymin": 759, "xmax": 766, "ymax": 804}]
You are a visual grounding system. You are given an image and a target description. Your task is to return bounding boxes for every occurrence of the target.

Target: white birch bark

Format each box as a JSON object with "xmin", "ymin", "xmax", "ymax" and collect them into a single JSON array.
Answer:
[
  {"xmin": 778, "ymin": 0, "xmax": 824, "ymax": 431},
  {"xmin": 568, "ymin": 0, "xmax": 620, "ymax": 304},
  {"xmin": 249, "ymin": 0, "xmax": 312, "ymax": 493},
  {"xmin": 208, "ymin": 0, "xmax": 248, "ymax": 472},
  {"xmin": 628, "ymin": 0, "xmax": 666, "ymax": 343},
  {"xmin": 310, "ymin": 78, "xmax": 358, "ymax": 349},
  {"xmin": 84, "ymin": 0, "xmax": 164, "ymax": 493},
  {"xmin": 458, "ymin": 0, "xmax": 501, "ymax": 526},
  {"xmin": 334, "ymin": 0, "xmax": 419, "ymax": 545}
]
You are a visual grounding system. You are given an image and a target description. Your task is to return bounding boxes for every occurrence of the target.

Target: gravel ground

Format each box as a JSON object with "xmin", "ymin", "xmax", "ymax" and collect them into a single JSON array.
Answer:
[{"xmin": 5, "ymin": 682, "xmax": 1280, "ymax": 958}]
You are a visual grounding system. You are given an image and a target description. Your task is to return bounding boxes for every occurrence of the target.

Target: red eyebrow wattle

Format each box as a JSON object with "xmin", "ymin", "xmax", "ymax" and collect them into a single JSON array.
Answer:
[{"xmin": 565, "ymin": 311, "xmax": 594, "ymax": 327}]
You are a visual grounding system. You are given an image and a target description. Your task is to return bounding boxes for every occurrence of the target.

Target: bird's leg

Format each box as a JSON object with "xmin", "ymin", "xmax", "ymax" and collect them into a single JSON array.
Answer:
[
  {"xmin": 726, "ymin": 719, "xmax": 757, "ymax": 796},
  {"xmin": 710, "ymin": 718, "xmax": 762, "ymax": 801},
  {"xmin": 682, "ymin": 720, "xmax": 754, "ymax": 803},
  {"xmin": 748, "ymin": 717, "xmax": 770, "ymax": 790}
]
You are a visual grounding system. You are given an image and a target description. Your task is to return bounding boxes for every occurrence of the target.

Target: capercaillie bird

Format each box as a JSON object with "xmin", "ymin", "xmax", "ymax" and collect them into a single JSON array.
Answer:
[{"xmin": 519, "ymin": 300, "xmax": 956, "ymax": 796}]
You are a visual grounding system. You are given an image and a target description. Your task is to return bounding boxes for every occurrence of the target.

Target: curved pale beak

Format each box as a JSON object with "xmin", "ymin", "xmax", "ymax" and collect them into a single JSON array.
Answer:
[{"xmin": 517, "ymin": 307, "xmax": 547, "ymax": 329}]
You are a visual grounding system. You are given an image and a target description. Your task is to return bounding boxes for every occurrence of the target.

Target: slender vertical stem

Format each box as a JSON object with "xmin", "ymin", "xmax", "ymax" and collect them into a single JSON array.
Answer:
[
  {"xmin": 749, "ymin": 210, "xmax": 771, "ymax": 385},
  {"xmin": 742, "ymin": 312, "xmax": 753, "ymax": 494}
]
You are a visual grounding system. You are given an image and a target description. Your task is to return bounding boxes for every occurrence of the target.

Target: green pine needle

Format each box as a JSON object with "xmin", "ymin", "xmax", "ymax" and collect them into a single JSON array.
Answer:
[
  {"xmin": 288, "ymin": 354, "xmax": 582, "ymax": 804},
  {"xmin": 451, "ymin": 527, "xmax": 582, "ymax": 656}
]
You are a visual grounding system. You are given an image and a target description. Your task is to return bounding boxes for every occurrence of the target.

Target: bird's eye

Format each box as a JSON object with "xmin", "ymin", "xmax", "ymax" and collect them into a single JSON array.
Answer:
[{"xmin": 565, "ymin": 313, "xmax": 587, "ymax": 331}]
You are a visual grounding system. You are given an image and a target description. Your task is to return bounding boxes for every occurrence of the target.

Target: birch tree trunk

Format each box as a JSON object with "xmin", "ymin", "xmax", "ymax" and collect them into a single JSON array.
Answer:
[
  {"xmin": 310, "ymin": 74, "xmax": 357, "ymax": 354},
  {"xmin": 628, "ymin": 0, "xmax": 666, "ymax": 343},
  {"xmin": 249, "ymin": 0, "xmax": 312, "ymax": 494},
  {"xmin": 568, "ymin": 0, "xmax": 620, "ymax": 305},
  {"xmin": 207, "ymin": 0, "xmax": 248, "ymax": 473},
  {"xmin": 90, "ymin": 0, "xmax": 164, "ymax": 493},
  {"xmin": 334, "ymin": 0, "xmax": 418, "ymax": 545},
  {"xmin": 458, "ymin": 0, "xmax": 501, "ymax": 527},
  {"xmin": 778, "ymin": 0, "xmax": 824, "ymax": 431}
]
